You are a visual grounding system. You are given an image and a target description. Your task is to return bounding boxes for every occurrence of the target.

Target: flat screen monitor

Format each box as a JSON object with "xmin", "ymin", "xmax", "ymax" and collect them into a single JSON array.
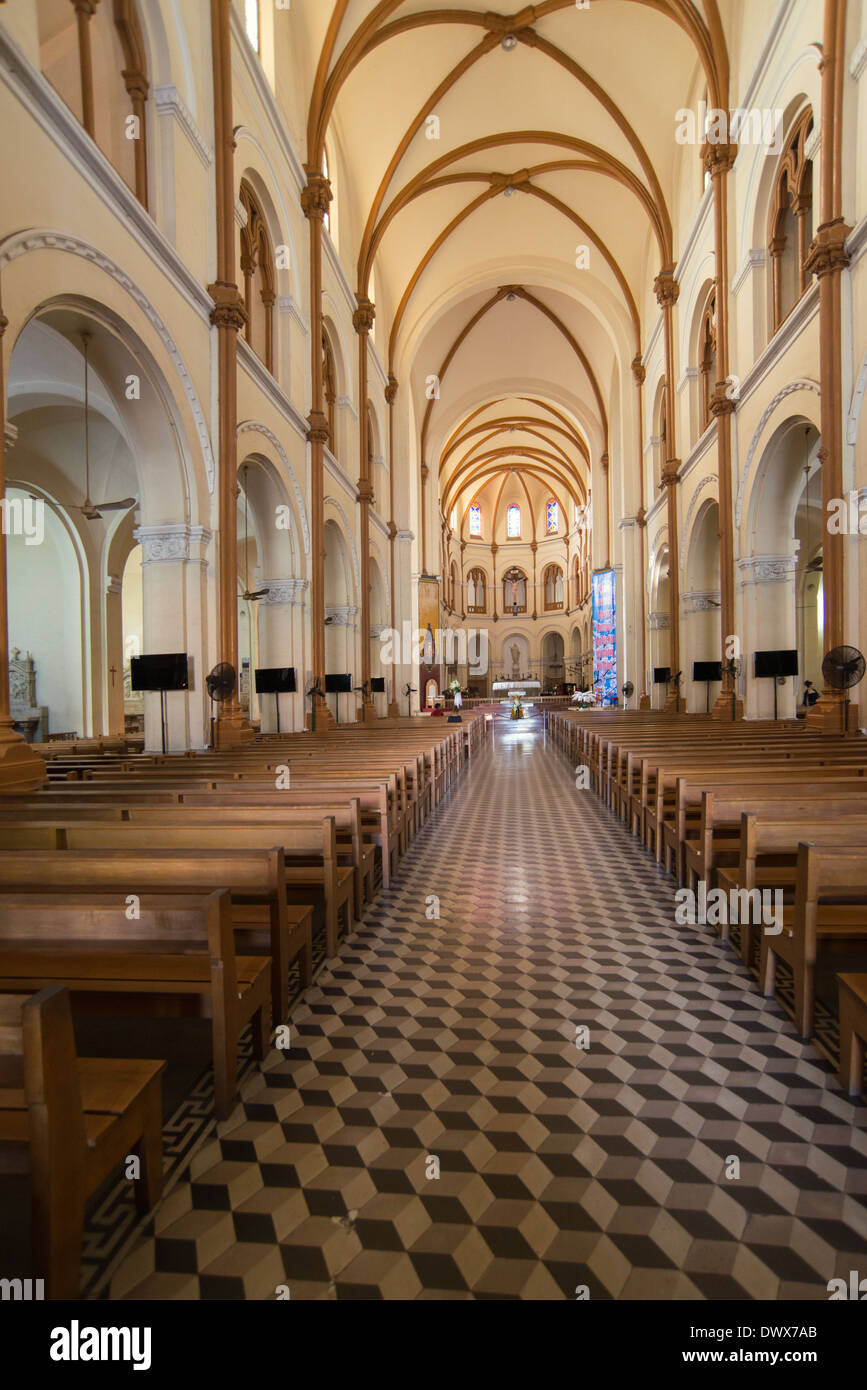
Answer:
[
  {"xmin": 325, "ymin": 673, "xmax": 352, "ymax": 694},
  {"xmin": 653, "ymin": 667, "xmax": 671, "ymax": 685},
  {"xmin": 693, "ymin": 660, "xmax": 723, "ymax": 682},
  {"xmin": 130, "ymin": 653, "xmax": 189, "ymax": 692},
  {"xmin": 754, "ymin": 649, "xmax": 798, "ymax": 679},
  {"xmin": 370, "ymin": 677, "xmax": 386, "ymax": 693},
  {"xmin": 255, "ymin": 667, "xmax": 296, "ymax": 694}
]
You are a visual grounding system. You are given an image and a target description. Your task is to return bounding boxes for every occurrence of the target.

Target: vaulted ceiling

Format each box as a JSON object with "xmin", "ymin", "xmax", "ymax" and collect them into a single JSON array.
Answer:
[{"xmin": 291, "ymin": 2, "xmax": 733, "ymax": 526}]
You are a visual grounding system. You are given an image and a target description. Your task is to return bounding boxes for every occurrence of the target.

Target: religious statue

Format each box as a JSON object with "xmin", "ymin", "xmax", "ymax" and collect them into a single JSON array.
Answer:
[
  {"xmin": 510, "ymin": 644, "xmax": 520, "ymax": 677},
  {"xmin": 510, "ymin": 698, "xmax": 524, "ymax": 720}
]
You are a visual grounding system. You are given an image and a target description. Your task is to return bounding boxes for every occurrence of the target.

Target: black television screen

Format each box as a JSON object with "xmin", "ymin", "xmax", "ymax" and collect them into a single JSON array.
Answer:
[
  {"xmin": 754, "ymin": 649, "xmax": 798, "ymax": 679},
  {"xmin": 370, "ymin": 677, "xmax": 386, "ymax": 693},
  {"xmin": 255, "ymin": 667, "xmax": 297, "ymax": 694},
  {"xmin": 130, "ymin": 653, "xmax": 189, "ymax": 692},
  {"xmin": 325, "ymin": 673, "xmax": 352, "ymax": 694},
  {"xmin": 693, "ymin": 660, "xmax": 723, "ymax": 682},
  {"xmin": 653, "ymin": 667, "xmax": 671, "ymax": 684}
]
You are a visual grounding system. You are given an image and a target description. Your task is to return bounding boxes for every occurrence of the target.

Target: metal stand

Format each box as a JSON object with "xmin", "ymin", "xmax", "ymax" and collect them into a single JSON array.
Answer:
[
  {"xmin": 275, "ymin": 693, "xmax": 281, "ymax": 734},
  {"xmin": 159, "ymin": 689, "xmax": 168, "ymax": 754}
]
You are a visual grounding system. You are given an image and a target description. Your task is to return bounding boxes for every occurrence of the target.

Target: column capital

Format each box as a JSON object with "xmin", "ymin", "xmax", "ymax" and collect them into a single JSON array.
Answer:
[
  {"xmin": 600, "ymin": 452, "xmax": 609, "ymax": 472},
  {"xmin": 356, "ymin": 478, "xmax": 375, "ymax": 503},
  {"xmin": 661, "ymin": 458, "xmax": 681, "ymax": 486},
  {"xmin": 636, "ymin": 505, "xmax": 647, "ymax": 528},
  {"xmin": 805, "ymin": 218, "xmax": 853, "ymax": 278},
  {"xmin": 352, "ymin": 297, "xmax": 376, "ymax": 334},
  {"xmin": 385, "ymin": 375, "xmax": 398, "ymax": 405},
  {"xmin": 301, "ymin": 172, "xmax": 332, "ymax": 222},
  {"xmin": 420, "ymin": 463, "xmax": 429, "ymax": 483},
  {"xmin": 631, "ymin": 355, "xmax": 646, "ymax": 386},
  {"xmin": 207, "ymin": 281, "xmax": 246, "ymax": 332},
  {"xmin": 708, "ymin": 383, "xmax": 736, "ymax": 418},
  {"xmin": 701, "ymin": 138, "xmax": 737, "ymax": 177},
  {"xmin": 306, "ymin": 409, "xmax": 330, "ymax": 445},
  {"xmin": 653, "ymin": 268, "xmax": 680, "ymax": 308}
]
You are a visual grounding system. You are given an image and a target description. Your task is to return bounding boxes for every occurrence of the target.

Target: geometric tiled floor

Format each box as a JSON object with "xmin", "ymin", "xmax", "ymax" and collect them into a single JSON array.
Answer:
[{"xmin": 106, "ymin": 712, "xmax": 867, "ymax": 1299}]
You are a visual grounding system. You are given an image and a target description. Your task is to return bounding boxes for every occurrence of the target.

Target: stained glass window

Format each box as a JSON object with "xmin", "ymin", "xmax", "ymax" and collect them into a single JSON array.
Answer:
[
  {"xmin": 507, "ymin": 504, "xmax": 520, "ymax": 538},
  {"xmin": 546, "ymin": 500, "xmax": 559, "ymax": 534},
  {"xmin": 469, "ymin": 504, "xmax": 481, "ymax": 536}
]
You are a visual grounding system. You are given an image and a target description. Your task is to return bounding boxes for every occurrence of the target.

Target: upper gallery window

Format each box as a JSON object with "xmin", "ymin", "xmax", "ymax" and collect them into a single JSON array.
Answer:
[
  {"xmin": 546, "ymin": 499, "xmax": 559, "ymax": 534},
  {"xmin": 469, "ymin": 504, "xmax": 482, "ymax": 537},
  {"xmin": 243, "ymin": 0, "xmax": 260, "ymax": 52},
  {"xmin": 449, "ymin": 506, "xmax": 457, "ymax": 531},
  {"xmin": 699, "ymin": 290, "xmax": 716, "ymax": 429},
  {"xmin": 239, "ymin": 180, "xmax": 275, "ymax": 372},
  {"xmin": 507, "ymin": 504, "xmax": 521, "ymax": 538},
  {"xmin": 323, "ymin": 146, "xmax": 332, "ymax": 236},
  {"xmin": 768, "ymin": 109, "xmax": 814, "ymax": 330},
  {"xmin": 322, "ymin": 329, "xmax": 337, "ymax": 454}
]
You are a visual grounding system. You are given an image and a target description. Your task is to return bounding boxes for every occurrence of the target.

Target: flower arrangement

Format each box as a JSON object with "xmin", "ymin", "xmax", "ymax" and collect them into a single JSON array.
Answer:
[{"xmin": 572, "ymin": 690, "xmax": 595, "ymax": 706}]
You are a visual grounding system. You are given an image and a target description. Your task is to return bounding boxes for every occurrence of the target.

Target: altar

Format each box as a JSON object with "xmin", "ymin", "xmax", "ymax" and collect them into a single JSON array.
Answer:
[{"xmin": 492, "ymin": 680, "xmax": 541, "ymax": 695}]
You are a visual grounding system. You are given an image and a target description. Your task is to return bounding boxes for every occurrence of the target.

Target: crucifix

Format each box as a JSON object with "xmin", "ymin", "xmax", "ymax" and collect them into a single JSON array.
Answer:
[{"xmin": 109, "ymin": 665, "xmax": 117, "ymax": 687}]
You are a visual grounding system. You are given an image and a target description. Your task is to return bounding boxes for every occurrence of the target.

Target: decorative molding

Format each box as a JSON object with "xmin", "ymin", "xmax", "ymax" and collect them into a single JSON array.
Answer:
[
  {"xmin": 4, "ymin": 421, "xmax": 18, "ymax": 449},
  {"xmin": 259, "ymin": 577, "xmax": 307, "ymax": 605},
  {"xmin": 323, "ymin": 494, "xmax": 361, "ymax": 593},
  {"xmin": 677, "ymin": 366, "xmax": 699, "ymax": 394},
  {"xmin": 804, "ymin": 123, "xmax": 821, "ymax": 162},
  {"xmin": 325, "ymin": 604, "xmax": 358, "ymax": 627},
  {"xmin": 847, "ymin": 349, "xmax": 867, "ymax": 447},
  {"xmin": 682, "ymin": 590, "xmax": 720, "ymax": 612},
  {"xmin": 234, "ymin": 196, "xmax": 247, "ymax": 229},
  {"xmin": 732, "ymin": 248, "xmax": 767, "ymax": 295},
  {"xmin": 0, "ymin": 25, "xmax": 214, "ymax": 322},
  {"xmin": 237, "ymin": 419, "xmax": 310, "ymax": 556},
  {"xmin": 738, "ymin": 553, "xmax": 797, "ymax": 586},
  {"xmin": 847, "ymin": 214, "xmax": 867, "ymax": 268},
  {"xmin": 0, "ymin": 229, "xmax": 216, "ymax": 493},
  {"xmin": 398, "ymin": 529, "xmax": 415, "ymax": 542},
  {"xmin": 643, "ymin": 433, "xmax": 660, "ymax": 457},
  {"xmin": 336, "ymin": 393, "xmax": 358, "ymax": 421},
  {"xmin": 277, "ymin": 295, "xmax": 308, "ymax": 335},
  {"xmin": 236, "ymin": 338, "xmax": 310, "ymax": 444},
  {"xmin": 134, "ymin": 523, "xmax": 211, "ymax": 565},
  {"xmin": 648, "ymin": 611, "xmax": 670, "ymax": 630},
  {"xmin": 105, "ymin": 577, "xmax": 123, "ymax": 597},
  {"xmin": 849, "ymin": 34, "xmax": 867, "ymax": 81},
  {"xmin": 735, "ymin": 378, "xmax": 821, "ymax": 527},
  {"xmin": 152, "ymin": 84, "xmax": 213, "ymax": 168},
  {"xmin": 679, "ymin": 473, "xmax": 719, "ymax": 572}
]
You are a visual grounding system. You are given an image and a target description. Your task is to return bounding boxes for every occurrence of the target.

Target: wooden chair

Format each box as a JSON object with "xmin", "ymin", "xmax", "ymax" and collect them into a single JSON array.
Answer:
[{"xmin": 0, "ymin": 985, "xmax": 165, "ymax": 1299}]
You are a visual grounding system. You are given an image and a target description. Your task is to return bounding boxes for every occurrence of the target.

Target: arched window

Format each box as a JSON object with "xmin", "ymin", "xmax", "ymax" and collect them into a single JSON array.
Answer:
[
  {"xmin": 658, "ymin": 390, "xmax": 668, "ymax": 491},
  {"xmin": 769, "ymin": 109, "xmax": 814, "ymax": 330},
  {"xmin": 243, "ymin": 0, "xmax": 260, "ymax": 52},
  {"xmin": 322, "ymin": 329, "xmax": 337, "ymax": 454},
  {"xmin": 239, "ymin": 181, "xmax": 275, "ymax": 372},
  {"xmin": 700, "ymin": 290, "xmax": 717, "ymax": 429},
  {"xmin": 502, "ymin": 567, "xmax": 527, "ymax": 614},
  {"xmin": 546, "ymin": 499, "xmax": 559, "ymax": 534},
  {"xmin": 449, "ymin": 505, "xmax": 457, "ymax": 531},
  {"xmin": 507, "ymin": 504, "xmax": 521, "ymax": 538},
  {"xmin": 449, "ymin": 562, "xmax": 458, "ymax": 610},
  {"xmin": 322, "ymin": 146, "xmax": 333, "ymax": 236},
  {"xmin": 467, "ymin": 568, "xmax": 486, "ymax": 614},
  {"xmin": 469, "ymin": 504, "xmax": 482, "ymax": 537},
  {"xmin": 38, "ymin": 0, "xmax": 149, "ymax": 208},
  {"xmin": 544, "ymin": 564, "xmax": 564, "ymax": 611}
]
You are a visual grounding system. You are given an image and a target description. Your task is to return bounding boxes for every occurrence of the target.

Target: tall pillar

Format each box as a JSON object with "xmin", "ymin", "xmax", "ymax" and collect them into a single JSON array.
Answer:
[
  {"xmin": 73, "ymin": 0, "xmax": 97, "ymax": 137},
  {"xmin": 208, "ymin": 0, "xmax": 252, "ymax": 746},
  {"xmin": 805, "ymin": 0, "xmax": 852, "ymax": 729},
  {"xmin": 0, "ymin": 307, "xmax": 45, "ymax": 787},
  {"xmin": 301, "ymin": 167, "xmax": 335, "ymax": 731},
  {"xmin": 654, "ymin": 268, "xmax": 683, "ymax": 711},
  {"xmin": 353, "ymin": 297, "xmax": 377, "ymax": 722},
  {"xmin": 600, "ymin": 452, "xmax": 610, "ymax": 571},
  {"xmin": 632, "ymin": 354, "xmax": 651, "ymax": 707},
  {"xmin": 703, "ymin": 139, "xmax": 744, "ymax": 721},
  {"xmin": 385, "ymin": 375, "xmax": 400, "ymax": 717}
]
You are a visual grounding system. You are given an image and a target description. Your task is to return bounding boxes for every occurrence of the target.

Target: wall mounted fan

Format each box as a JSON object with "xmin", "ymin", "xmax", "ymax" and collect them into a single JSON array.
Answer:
[{"xmin": 822, "ymin": 645, "xmax": 865, "ymax": 732}]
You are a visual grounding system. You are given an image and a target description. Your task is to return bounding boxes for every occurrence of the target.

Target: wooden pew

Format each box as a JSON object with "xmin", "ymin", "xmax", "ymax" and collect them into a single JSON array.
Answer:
[
  {"xmin": 0, "ymin": 890, "xmax": 270, "ymax": 1117},
  {"xmin": 837, "ymin": 974, "xmax": 867, "ymax": 1097},
  {"xmin": 0, "ymin": 847, "xmax": 301, "ymax": 1025},
  {"xmin": 0, "ymin": 819, "xmax": 349, "ymax": 960},
  {"xmin": 0, "ymin": 985, "xmax": 164, "ymax": 1299},
  {"xmin": 760, "ymin": 843, "xmax": 867, "ymax": 1038}
]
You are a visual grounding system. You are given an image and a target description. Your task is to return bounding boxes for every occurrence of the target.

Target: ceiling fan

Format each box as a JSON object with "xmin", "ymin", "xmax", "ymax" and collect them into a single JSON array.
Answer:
[
  {"xmin": 74, "ymin": 333, "xmax": 136, "ymax": 521},
  {"xmin": 240, "ymin": 464, "xmax": 270, "ymax": 601}
]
